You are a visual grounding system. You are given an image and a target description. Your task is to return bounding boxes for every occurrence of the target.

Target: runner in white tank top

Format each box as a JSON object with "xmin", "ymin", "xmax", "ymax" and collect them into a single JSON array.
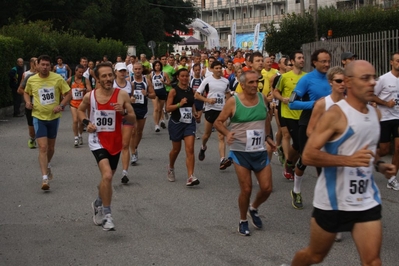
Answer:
[{"xmin": 287, "ymin": 60, "xmax": 396, "ymax": 266}]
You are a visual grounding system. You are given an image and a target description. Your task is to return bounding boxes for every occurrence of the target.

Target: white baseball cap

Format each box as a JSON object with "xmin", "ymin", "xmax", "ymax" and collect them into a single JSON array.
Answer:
[{"xmin": 115, "ymin": 62, "xmax": 127, "ymax": 71}]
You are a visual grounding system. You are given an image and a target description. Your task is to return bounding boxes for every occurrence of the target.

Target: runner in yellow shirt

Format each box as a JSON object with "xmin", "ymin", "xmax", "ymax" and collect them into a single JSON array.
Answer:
[{"xmin": 24, "ymin": 54, "xmax": 71, "ymax": 191}]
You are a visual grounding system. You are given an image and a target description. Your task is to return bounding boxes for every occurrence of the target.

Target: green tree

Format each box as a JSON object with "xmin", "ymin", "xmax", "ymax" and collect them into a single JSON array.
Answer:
[
  {"xmin": 265, "ymin": 12, "xmax": 315, "ymax": 55},
  {"xmin": 0, "ymin": 0, "xmax": 197, "ymax": 56},
  {"xmin": 265, "ymin": 5, "xmax": 399, "ymax": 54}
]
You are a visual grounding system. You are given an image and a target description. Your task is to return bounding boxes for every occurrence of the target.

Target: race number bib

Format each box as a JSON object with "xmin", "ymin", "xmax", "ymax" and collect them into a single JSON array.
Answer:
[
  {"xmin": 343, "ymin": 167, "xmax": 372, "ymax": 206},
  {"xmin": 154, "ymin": 78, "xmax": 164, "ymax": 90},
  {"xmin": 179, "ymin": 107, "xmax": 193, "ymax": 123},
  {"xmin": 393, "ymin": 91, "xmax": 399, "ymax": 110},
  {"xmin": 133, "ymin": 90, "xmax": 145, "ymax": 104},
  {"xmin": 214, "ymin": 94, "xmax": 225, "ymax": 109},
  {"xmin": 245, "ymin": 129, "xmax": 265, "ymax": 151},
  {"xmin": 39, "ymin": 87, "xmax": 56, "ymax": 105},
  {"xmin": 94, "ymin": 110, "xmax": 116, "ymax": 132},
  {"xmin": 72, "ymin": 88, "xmax": 84, "ymax": 100}
]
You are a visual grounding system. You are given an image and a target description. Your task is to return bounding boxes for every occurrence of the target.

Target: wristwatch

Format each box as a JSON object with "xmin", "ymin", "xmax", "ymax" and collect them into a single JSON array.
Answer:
[{"xmin": 122, "ymin": 109, "xmax": 128, "ymax": 116}]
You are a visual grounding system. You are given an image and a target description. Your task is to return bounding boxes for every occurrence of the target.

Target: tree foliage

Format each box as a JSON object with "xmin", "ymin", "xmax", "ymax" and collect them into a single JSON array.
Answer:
[
  {"xmin": 0, "ymin": 0, "xmax": 197, "ymax": 55},
  {"xmin": 0, "ymin": 35, "xmax": 24, "ymax": 108},
  {"xmin": 264, "ymin": 12, "xmax": 315, "ymax": 55},
  {"xmin": 0, "ymin": 21, "xmax": 127, "ymax": 63},
  {"xmin": 265, "ymin": 5, "xmax": 399, "ymax": 55}
]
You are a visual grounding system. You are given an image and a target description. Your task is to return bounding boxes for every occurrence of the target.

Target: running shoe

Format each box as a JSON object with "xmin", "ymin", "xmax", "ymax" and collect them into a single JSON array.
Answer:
[
  {"xmin": 74, "ymin": 139, "xmax": 79, "ymax": 147},
  {"xmin": 155, "ymin": 125, "xmax": 160, "ymax": 132},
  {"xmin": 102, "ymin": 214, "xmax": 115, "ymax": 231},
  {"xmin": 47, "ymin": 168, "xmax": 53, "ymax": 180},
  {"xmin": 121, "ymin": 174, "xmax": 129, "ymax": 184},
  {"xmin": 186, "ymin": 175, "xmax": 200, "ymax": 186},
  {"xmin": 247, "ymin": 208, "xmax": 263, "ymax": 229},
  {"xmin": 335, "ymin": 232, "xmax": 342, "ymax": 242},
  {"xmin": 91, "ymin": 201, "xmax": 104, "ymax": 226},
  {"xmin": 160, "ymin": 120, "xmax": 166, "ymax": 129},
  {"xmin": 277, "ymin": 146, "xmax": 285, "ymax": 165},
  {"xmin": 167, "ymin": 167, "xmax": 175, "ymax": 182},
  {"xmin": 198, "ymin": 146, "xmax": 207, "ymax": 161},
  {"xmin": 238, "ymin": 221, "xmax": 250, "ymax": 236},
  {"xmin": 79, "ymin": 136, "xmax": 83, "ymax": 145},
  {"xmin": 387, "ymin": 178, "xmax": 399, "ymax": 191},
  {"xmin": 28, "ymin": 139, "xmax": 36, "ymax": 149},
  {"xmin": 41, "ymin": 179, "xmax": 50, "ymax": 190},
  {"xmin": 220, "ymin": 158, "xmax": 232, "ymax": 170},
  {"xmin": 130, "ymin": 151, "xmax": 138, "ymax": 165},
  {"xmin": 291, "ymin": 190, "xmax": 303, "ymax": 209},
  {"xmin": 283, "ymin": 162, "xmax": 294, "ymax": 180}
]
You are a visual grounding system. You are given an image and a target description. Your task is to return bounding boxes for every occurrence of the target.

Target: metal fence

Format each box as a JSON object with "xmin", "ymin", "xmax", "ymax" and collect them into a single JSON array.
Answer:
[{"xmin": 301, "ymin": 29, "xmax": 399, "ymax": 75}]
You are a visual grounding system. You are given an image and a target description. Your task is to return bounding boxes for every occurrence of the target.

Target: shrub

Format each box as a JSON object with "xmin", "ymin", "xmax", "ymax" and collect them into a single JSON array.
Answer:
[{"xmin": 0, "ymin": 35, "xmax": 24, "ymax": 108}]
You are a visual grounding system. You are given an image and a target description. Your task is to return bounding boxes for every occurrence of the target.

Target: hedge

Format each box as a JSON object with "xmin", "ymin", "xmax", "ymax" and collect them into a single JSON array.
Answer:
[
  {"xmin": 0, "ymin": 21, "xmax": 127, "ymax": 65},
  {"xmin": 0, "ymin": 21, "xmax": 128, "ymax": 108},
  {"xmin": 0, "ymin": 35, "xmax": 24, "ymax": 108}
]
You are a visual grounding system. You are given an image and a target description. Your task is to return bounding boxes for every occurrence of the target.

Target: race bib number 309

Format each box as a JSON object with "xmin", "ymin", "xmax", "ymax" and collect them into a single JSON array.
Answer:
[{"xmin": 94, "ymin": 110, "xmax": 116, "ymax": 132}]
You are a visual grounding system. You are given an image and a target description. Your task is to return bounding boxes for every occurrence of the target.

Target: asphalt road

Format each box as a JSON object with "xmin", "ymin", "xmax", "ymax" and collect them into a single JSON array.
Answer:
[{"xmin": 1, "ymin": 103, "xmax": 398, "ymax": 266}]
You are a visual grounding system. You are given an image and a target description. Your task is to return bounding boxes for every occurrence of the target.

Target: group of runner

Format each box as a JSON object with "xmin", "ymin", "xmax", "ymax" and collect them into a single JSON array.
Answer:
[{"xmin": 15, "ymin": 48, "xmax": 399, "ymax": 265}]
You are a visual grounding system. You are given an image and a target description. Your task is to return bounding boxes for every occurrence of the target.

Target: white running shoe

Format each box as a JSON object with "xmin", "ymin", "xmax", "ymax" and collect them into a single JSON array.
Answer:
[
  {"xmin": 335, "ymin": 232, "xmax": 342, "ymax": 242},
  {"xmin": 167, "ymin": 167, "xmax": 175, "ymax": 182},
  {"xmin": 186, "ymin": 175, "xmax": 200, "ymax": 186},
  {"xmin": 102, "ymin": 214, "xmax": 115, "ymax": 231},
  {"xmin": 91, "ymin": 201, "xmax": 104, "ymax": 226},
  {"xmin": 130, "ymin": 152, "xmax": 138, "ymax": 165},
  {"xmin": 387, "ymin": 178, "xmax": 399, "ymax": 191}
]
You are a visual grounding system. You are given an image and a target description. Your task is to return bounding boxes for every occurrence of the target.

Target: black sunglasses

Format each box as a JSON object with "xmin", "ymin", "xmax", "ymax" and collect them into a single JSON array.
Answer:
[{"xmin": 333, "ymin": 79, "xmax": 344, "ymax": 83}]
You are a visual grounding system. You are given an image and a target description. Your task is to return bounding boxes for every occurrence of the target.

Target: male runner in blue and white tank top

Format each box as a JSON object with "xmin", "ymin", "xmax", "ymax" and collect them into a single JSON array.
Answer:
[
  {"xmin": 287, "ymin": 60, "xmax": 396, "ymax": 266},
  {"xmin": 53, "ymin": 56, "xmax": 71, "ymax": 80}
]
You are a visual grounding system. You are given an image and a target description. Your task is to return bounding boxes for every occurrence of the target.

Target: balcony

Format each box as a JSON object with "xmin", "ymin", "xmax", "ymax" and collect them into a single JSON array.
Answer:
[{"xmin": 198, "ymin": 0, "xmax": 287, "ymax": 11}]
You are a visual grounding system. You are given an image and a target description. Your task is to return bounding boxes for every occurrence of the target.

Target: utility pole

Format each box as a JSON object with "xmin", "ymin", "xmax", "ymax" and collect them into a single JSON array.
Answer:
[{"xmin": 309, "ymin": 0, "xmax": 318, "ymax": 41}]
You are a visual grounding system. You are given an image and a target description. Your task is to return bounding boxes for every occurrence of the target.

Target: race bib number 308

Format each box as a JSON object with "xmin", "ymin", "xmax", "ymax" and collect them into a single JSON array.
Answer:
[{"xmin": 38, "ymin": 87, "xmax": 56, "ymax": 105}]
